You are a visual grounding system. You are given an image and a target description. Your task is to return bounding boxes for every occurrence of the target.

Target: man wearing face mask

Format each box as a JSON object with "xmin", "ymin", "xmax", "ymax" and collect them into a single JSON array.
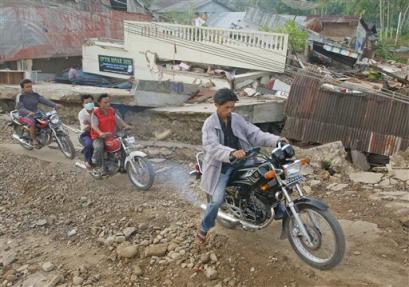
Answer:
[{"xmin": 78, "ymin": 94, "xmax": 95, "ymax": 169}]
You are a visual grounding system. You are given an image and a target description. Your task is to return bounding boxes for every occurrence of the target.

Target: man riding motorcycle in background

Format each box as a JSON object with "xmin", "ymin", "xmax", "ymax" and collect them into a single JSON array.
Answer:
[
  {"xmin": 90, "ymin": 94, "xmax": 131, "ymax": 170},
  {"xmin": 196, "ymin": 88, "xmax": 286, "ymax": 244},
  {"xmin": 16, "ymin": 79, "xmax": 62, "ymax": 148}
]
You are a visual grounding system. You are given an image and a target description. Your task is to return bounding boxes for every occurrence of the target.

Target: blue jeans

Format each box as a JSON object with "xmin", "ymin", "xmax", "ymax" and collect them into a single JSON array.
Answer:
[
  {"xmin": 79, "ymin": 132, "xmax": 93, "ymax": 164},
  {"xmin": 200, "ymin": 167, "xmax": 234, "ymax": 233}
]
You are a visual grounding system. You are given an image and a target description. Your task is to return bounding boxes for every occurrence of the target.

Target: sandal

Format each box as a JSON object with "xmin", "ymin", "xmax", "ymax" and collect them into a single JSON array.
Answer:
[{"xmin": 195, "ymin": 230, "xmax": 208, "ymax": 246}]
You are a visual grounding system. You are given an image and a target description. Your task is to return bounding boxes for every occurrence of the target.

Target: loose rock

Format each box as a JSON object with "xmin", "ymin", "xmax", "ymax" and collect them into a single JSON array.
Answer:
[
  {"xmin": 144, "ymin": 243, "xmax": 168, "ymax": 257},
  {"xmin": 72, "ymin": 276, "xmax": 84, "ymax": 286},
  {"xmin": 200, "ymin": 253, "xmax": 210, "ymax": 264},
  {"xmin": 42, "ymin": 262, "xmax": 55, "ymax": 272},
  {"xmin": 134, "ymin": 265, "xmax": 143, "ymax": 276},
  {"xmin": 204, "ymin": 266, "xmax": 218, "ymax": 280},
  {"xmin": 117, "ymin": 244, "xmax": 139, "ymax": 258},
  {"xmin": 45, "ymin": 273, "xmax": 63, "ymax": 287},
  {"xmin": 123, "ymin": 227, "xmax": 137, "ymax": 239}
]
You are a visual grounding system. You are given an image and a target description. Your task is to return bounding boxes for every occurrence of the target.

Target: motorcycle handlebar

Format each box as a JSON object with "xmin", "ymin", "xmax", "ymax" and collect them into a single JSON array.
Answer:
[{"xmin": 230, "ymin": 147, "xmax": 261, "ymax": 165}]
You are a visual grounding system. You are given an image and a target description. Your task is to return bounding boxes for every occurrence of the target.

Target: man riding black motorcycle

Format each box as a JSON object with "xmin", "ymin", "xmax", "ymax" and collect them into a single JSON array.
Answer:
[
  {"xmin": 16, "ymin": 79, "xmax": 62, "ymax": 148},
  {"xmin": 196, "ymin": 88, "xmax": 286, "ymax": 244}
]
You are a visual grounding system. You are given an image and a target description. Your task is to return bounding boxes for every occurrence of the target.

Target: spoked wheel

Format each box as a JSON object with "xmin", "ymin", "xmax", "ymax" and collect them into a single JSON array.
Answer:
[
  {"xmin": 56, "ymin": 134, "xmax": 75, "ymax": 159},
  {"xmin": 127, "ymin": 157, "xmax": 155, "ymax": 191},
  {"xmin": 285, "ymin": 206, "xmax": 345, "ymax": 270},
  {"xmin": 14, "ymin": 126, "xmax": 33, "ymax": 150}
]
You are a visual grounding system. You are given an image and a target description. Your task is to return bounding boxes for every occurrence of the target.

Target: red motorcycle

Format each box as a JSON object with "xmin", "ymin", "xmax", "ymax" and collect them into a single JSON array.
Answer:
[
  {"xmin": 10, "ymin": 109, "xmax": 75, "ymax": 159},
  {"xmin": 76, "ymin": 131, "xmax": 155, "ymax": 191}
]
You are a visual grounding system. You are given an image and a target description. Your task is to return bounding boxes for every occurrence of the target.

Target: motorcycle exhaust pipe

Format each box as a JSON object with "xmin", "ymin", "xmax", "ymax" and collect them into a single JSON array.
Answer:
[
  {"xmin": 199, "ymin": 204, "xmax": 273, "ymax": 230},
  {"xmin": 12, "ymin": 133, "xmax": 31, "ymax": 146},
  {"xmin": 200, "ymin": 204, "xmax": 239, "ymax": 225}
]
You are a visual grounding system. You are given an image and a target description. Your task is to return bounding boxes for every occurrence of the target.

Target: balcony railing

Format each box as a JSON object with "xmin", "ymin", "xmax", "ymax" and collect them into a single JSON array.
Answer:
[{"xmin": 125, "ymin": 22, "xmax": 288, "ymax": 54}]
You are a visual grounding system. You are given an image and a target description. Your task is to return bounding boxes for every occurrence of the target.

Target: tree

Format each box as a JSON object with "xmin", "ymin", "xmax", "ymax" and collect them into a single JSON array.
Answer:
[{"xmin": 260, "ymin": 20, "xmax": 307, "ymax": 53}]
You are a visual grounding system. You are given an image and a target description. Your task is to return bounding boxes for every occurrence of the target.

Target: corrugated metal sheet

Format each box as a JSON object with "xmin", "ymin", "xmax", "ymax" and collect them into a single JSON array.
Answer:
[
  {"xmin": 0, "ymin": 4, "xmax": 152, "ymax": 62},
  {"xmin": 283, "ymin": 73, "xmax": 409, "ymax": 156}
]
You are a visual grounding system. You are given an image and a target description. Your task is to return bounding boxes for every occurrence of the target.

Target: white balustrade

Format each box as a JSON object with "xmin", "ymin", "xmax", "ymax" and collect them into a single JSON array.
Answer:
[{"xmin": 125, "ymin": 21, "xmax": 288, "ymax": 54}]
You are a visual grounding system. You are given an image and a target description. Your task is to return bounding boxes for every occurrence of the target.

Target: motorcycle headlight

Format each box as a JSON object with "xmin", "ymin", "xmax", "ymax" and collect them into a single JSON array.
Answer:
[
  {"xmin": 284, "ymin": 161, "xmax": 302, "ymax": 179},
  {"xmin": 50, "ymin": 114, "xmax": 60, "ymax": 124}
]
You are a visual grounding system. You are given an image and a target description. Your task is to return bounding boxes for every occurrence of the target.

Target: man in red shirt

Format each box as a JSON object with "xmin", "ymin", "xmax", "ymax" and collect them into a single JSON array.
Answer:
[{"xmin": 91, "ymin": 94, "xmax": 131, "ymax": 168}]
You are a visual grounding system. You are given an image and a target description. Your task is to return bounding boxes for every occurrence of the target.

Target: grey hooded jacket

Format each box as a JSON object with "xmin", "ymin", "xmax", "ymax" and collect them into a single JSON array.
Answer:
[{"xmin": 200, "ymin": 112, "xmax": 281, "ymax": 195}]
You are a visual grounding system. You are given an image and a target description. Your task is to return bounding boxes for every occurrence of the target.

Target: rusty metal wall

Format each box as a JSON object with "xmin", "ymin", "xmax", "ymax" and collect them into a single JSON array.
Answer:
[
  {"xmin": 282, "ymin": 74, "xmax": 409, "ymax": 156},
  {"xmin": 0, "ymin": 3, "xmax": 152, "ymax": 62}
]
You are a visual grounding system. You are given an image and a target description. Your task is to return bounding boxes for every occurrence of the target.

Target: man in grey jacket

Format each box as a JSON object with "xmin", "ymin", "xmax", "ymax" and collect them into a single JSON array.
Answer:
[
  {"xmin": 196, "ymin": 88, "xmax": 284, "ymax": 244},
  {"xmin": 16, "ymin": 79, "xmax": 62, "ymax": 147}
]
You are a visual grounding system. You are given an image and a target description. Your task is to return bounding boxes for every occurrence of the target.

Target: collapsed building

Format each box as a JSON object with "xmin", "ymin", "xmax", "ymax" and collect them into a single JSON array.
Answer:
[
  {"xmin": 305, "ymin": 16, "xmax": 377, "ymax": 66},
  {"xmin": 82, "ymin": 21, "xmax": 290, "ymax": 109}
]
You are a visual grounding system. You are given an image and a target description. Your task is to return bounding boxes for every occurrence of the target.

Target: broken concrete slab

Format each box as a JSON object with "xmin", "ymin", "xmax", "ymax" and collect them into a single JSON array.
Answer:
[
  {"xmin": 327, "ymin": 183, "xmax": 349, "ymax": 191},
  {"xmin": 0, "ymin": 83, "xmax": 134, "ymax": 105},
  {"xmin": 392, "ymin": 169, "xmax": 409, "ymax": 182},
  {"xmin": 349, "ymin": 172, "xmax": 383, "ymax": 184}
]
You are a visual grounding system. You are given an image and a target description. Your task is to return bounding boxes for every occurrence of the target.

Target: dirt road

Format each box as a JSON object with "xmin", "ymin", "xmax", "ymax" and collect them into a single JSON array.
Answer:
[{"xmin": 0, "ymin": 118, "xmax": 408, "ymax": 287}]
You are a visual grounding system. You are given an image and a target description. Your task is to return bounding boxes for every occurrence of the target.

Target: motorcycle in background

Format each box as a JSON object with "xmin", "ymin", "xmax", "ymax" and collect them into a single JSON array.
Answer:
[{"xmin": 10, "ymin": 109, "xmax": 76, "ymax": 159}]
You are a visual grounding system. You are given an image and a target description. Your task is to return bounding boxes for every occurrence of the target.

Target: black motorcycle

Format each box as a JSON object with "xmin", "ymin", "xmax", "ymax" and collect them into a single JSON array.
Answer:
[
  {"xmin": 191, "ymin": 142, "xmax": 346, "ymax": 270},
  {"xmin": 10, "ymin": 109, "xmax": 75, "ymax": 159}
]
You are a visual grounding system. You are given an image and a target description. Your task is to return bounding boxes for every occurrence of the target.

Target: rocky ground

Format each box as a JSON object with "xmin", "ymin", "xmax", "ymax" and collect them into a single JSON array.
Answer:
[{"xmin": 0, "ymin": 116, "xmax": 408, "ymax": 287}]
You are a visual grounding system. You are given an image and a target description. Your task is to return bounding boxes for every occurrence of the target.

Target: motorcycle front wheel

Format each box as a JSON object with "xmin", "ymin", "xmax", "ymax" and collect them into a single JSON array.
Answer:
[
  {"xmin": 56, "ymin": 134, "xmax": 75, "ymax": 159},
  {"xmin": 126, "ymin": 157, "xmax": 155, "ymax": 191},
  {"xmin": 285, "ymin": 206, "xmax": 345, "ymax": 270}
]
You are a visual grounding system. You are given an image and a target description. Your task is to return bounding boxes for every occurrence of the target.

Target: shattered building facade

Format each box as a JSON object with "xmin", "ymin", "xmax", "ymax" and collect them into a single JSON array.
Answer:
[
  {"xmin": 305, "ymin": 16, "xmax": 377, "ymax": 66},
  {"xmin": 0, "ymin": 0, "xmax": 152, "ymax": 74}
]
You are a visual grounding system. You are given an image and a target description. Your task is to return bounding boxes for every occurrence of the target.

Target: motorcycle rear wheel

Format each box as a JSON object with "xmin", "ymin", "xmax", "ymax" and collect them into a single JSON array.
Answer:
[{"xmin": 285, "ymin": 206, "xmax": 345, "ymax": 270}]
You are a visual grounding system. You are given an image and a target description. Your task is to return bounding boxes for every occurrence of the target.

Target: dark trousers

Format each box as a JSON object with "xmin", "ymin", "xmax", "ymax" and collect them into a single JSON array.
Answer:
[{"xmin": 80, "ymin": 132, "xmax": 93, "ymax": 164}]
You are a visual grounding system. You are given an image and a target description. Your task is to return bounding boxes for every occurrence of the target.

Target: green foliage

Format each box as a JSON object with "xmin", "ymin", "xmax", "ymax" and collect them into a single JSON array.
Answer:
[
  {"xmin": 375, "ymin": 39, "xmax": 406, "ymax": 63},
  {"xmin": 260, "ymin": 20, "xmax": 307, "ymax": 53},
  {"xmin": 160, "ymin": 0, "xmax": 196, "ymax": 24},
  {"xmin": 321, "ymin": 160, "xmax": 332, "ymax": 171}
]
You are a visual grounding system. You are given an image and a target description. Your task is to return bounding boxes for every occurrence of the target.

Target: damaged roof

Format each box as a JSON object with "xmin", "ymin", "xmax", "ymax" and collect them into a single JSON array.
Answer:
[{"xmin": 283, "ymin": 72, "xmax": 409, "ymax": 156}]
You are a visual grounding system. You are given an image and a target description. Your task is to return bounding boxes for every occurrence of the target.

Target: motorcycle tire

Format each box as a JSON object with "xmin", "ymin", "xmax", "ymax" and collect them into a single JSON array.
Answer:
[
  {"xmin": 285, "ymin": 206, "xmax": 345, "ymax": 270},
  {"xmin": 57, "ymin": 134, "xmax": 76, "ymax": 159},
  {"xmin": 126, "ymin": 157, "xmax": 155, "ymax": 191}
]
